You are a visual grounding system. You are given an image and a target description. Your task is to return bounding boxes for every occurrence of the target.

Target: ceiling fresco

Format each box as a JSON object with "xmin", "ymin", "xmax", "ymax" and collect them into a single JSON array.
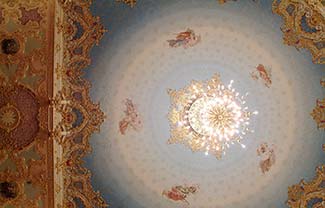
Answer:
[
  {"xmin": 0, "ymin": 0, "xmax": 324, "ymax": 208},
  {"xmin": 84, "ymin": 0, "xmax": 325, "ymax": 208}
]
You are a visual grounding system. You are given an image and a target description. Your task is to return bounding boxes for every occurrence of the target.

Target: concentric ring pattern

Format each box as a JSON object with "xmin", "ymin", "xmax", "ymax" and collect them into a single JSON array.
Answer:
[{"xmin": 84, "ymin": 1, "xmax": 325, "ymax": 208}]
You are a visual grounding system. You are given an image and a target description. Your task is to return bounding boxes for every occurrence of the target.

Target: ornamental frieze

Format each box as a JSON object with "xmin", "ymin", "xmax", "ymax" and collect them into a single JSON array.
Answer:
[
  {"xmin": 287, "ymin": 166, "xmax": 325, "ymax": 207},
  {"xmin": 273, "ymin": 0, "xmax": 325, "ymax": 64}
]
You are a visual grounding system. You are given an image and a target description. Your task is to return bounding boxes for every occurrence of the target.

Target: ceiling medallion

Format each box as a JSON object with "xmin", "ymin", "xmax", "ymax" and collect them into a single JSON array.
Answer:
[
  {"xmin": 0, "ymin": 103, "xmax": 21, "ymax": 133},
  {"xmin": 168, "ymin": 74, "xmax": 258, "ymax": 159}
]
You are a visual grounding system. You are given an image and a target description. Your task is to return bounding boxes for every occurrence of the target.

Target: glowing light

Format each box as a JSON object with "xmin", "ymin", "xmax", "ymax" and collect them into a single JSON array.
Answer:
[{"xmin": 168, "ymin": 74, "xmax": 257, "ymax": 159}]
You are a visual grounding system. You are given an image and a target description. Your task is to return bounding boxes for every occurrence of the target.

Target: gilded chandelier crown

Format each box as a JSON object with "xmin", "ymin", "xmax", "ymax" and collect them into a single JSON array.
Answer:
[{"xmin": 167, "ymin": 74, "xmax": 257, "ymax": 159}]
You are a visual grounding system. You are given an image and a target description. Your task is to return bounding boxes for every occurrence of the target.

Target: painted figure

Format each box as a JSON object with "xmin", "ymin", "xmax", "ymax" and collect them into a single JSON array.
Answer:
[
  {"xmin": 167, "ymin": 28, "xmax": 201, "ymax": 48},
  {"xmin": 320, "ymin": 77, "xmax": 325, "ymax": 88},
  {"xmin": 250, "ymin": 64, "xmax": 272, "ymax": 88},
  {"xmin": 119, "ymin": 99, "xmax": 142, "ymax": 135},
  {"xmin": 162, "ymin": 185, "xmax": 198, "ymax": 205},
  {"xmin": 257, "ymin": 142, "xmax": 275, "ymax": 174}
]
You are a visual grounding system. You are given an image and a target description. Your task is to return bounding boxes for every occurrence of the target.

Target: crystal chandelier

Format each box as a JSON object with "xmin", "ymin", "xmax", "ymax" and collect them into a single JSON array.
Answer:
[{"xmin": 167, "ymin": 74, "xmax": 257, "ymax": 159}]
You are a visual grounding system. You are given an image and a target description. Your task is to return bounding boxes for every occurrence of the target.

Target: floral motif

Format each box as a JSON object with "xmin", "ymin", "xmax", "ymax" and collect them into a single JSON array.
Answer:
[
  {"xmin": 0, "ymin": 103, "xmax": 20, "ymax": 133},
  {"xmin": 0, "ymin": 85, "xmax": 42, "ymax": 150},
  {"xmin": 53, "ymin": 0, "xmax": 107, "ymax": 207},
  {"xmin": 272, "ymin": 0, "xmax": 325, "ymax": 64},
  {"xmin": 287, "ymin": 165, "xmax": 325, "ymax": 207},
  {"xmin": 119, "ymin": 99, "xmax": 142, "ymax": 135},
  {"xmin": 162, "ymin": 184, "xmax": 199, "ymax": 205},
  {"xmin": 257, "ymin": 142, "xmax": 276, "ymax": 174},
  {"xmin": 0, "ymin": 0, "xmax": 52, "ymax": 206},
  {"xmin": 18, "ymin": 7, "xmax": 42, "ymax": 25},
  {"xmin": 311, "ymin": 98, "xmax": 325, "ymax": 129},
  {"xmin": 250, "ymin": 64, "xmax": 272, "ymax": 88},
  {"xmin": 167, "ymin": 28, "xmax": 201, "ymax": 49}
]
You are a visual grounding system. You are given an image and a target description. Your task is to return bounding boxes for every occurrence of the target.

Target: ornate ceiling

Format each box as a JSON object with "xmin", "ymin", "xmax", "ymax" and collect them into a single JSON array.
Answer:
[{"xmin": 0, "ymin": 0, "xmax": 324, "ymax": 208}]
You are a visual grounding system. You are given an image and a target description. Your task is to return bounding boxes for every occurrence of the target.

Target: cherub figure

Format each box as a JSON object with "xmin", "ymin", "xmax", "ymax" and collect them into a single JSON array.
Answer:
[
  {"xmin": 250, "ymin": 64, "xmax": 272, "ymax": 88},
  {"xmin": 257, "ymin": 142, "xmax": 276, "ymax": 174},
  {"xmin": 320, "ymin": 77, "xmax": 325, "ymax": 88},
  {"xmin": 167, "ymin": 28, "xmax": 201, "ymax": 49},
  {"xmin": 162, "ymin": 184, "xmax": 199, "ymax": 205},
  {"xmin": 118, "ymin": 99, "xmax": 142, "ymax": 135}
]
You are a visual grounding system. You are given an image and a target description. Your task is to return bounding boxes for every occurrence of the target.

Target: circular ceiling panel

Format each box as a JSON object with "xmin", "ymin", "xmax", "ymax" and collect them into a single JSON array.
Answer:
[{"xmin": 84, "ymin": 1, "xmax": 325, "ymax": 208}]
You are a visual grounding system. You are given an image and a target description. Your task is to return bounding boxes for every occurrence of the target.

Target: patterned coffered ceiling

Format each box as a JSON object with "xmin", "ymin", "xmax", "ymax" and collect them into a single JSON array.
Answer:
[{"xmin": 0, "ymin": 0, "xmax": 324, "ymax": 208}]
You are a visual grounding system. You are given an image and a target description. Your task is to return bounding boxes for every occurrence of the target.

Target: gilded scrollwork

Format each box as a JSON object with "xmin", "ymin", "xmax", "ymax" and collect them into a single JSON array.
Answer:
[
  {"xmin": 311, "ymin": 98, "xmax": 325, "ymax": 129},
  {"xmin": 287, "ymin": 165, "xmax": 325, "ymax": 207},
  {"xmin": 53, "ymin": 0, "xmax": 107, "ymax": 207},
  {"xmin": 272, "ymin": 0, "xmax": 325, "ymax": 64},
  {"xmin": 0, "ymin": 0, "xmax": 53, "ymax": 207}
]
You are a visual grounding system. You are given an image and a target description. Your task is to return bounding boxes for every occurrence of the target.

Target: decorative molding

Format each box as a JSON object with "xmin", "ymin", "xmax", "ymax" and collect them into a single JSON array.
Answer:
[
  {"xmin": 53, "ymin": 0, "xmax": 107, "ymax": 207},
  {"xmin": 272, "ymin": 0, "xmax": 325, "ymax": 64},
  {"xmin": 287, "ymin": 165, "xmax": 325, "ymax": 207},
  {"xmin": 311, "ymin": 97, "xmax": 325, "ymax": 129},
  {"xmin": 0, "ymin": 0, "xmax": 53, "ymax": 207}
]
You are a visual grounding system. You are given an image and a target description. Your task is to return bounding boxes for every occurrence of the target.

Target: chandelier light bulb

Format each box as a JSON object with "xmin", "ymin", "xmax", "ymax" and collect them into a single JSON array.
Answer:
[{"xmin": 167, "ymin": 74, "xmax": 257, "ymax": 159}]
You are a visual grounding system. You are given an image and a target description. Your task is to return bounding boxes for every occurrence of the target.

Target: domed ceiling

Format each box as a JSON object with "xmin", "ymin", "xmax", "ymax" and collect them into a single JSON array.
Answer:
[
  {"xmin": 0, "ymin": 0, "xmax": 323, "ymax": 207},
  {"xmin": 0, "ymin": 0, "xmax": 325, "ymax": 208},
  {"xmin": 79, "ymin": 1, "xmax": 325, "ymax": 208}
]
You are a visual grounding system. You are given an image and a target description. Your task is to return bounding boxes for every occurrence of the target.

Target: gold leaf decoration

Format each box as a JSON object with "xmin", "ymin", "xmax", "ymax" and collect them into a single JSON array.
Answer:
[
  {"xmin": 311, "ymin": 98, "xmax": 325, "ymax": 129},
  {"xmin": 54, "ymin": 0, "xmax": 107, "ymax": 207},
  {"xmin": 272, "ymin": 0, "xmax": 325, "ymax": 64},
  {"xmin": 287, "ymin": 165, "xmax": 325, "ymax": 207},
  {"xmin": 167, "ymin": 74, "xmax": 256, "ymax": 159}
]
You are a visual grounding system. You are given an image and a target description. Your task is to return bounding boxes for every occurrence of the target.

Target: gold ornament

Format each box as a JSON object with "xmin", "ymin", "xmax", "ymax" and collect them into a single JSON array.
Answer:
[
  {"xmin": 167, "ymin": 74, "xmax": 257, "ymax": 159},
  {"xmin": 272, "ymin": 0, "xmax": 325, "ymax": 64},
  {"xmin": 0, "ymin": 0, "xmax": 54, "ymax": 207},
  {"xmin": 53, "ymin": 0, "xmax": 107, "ymax": 207},
  {"xmin": 0, "ymin": 103, "xmax": 20, "ymax": 133},
  {"xmin": 311, "ymin": 98, "xmax": 325, "ymax": 129},
  {"xmin": 287, "ymin": 165, "xmax": 325, "ymax": 207}
]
